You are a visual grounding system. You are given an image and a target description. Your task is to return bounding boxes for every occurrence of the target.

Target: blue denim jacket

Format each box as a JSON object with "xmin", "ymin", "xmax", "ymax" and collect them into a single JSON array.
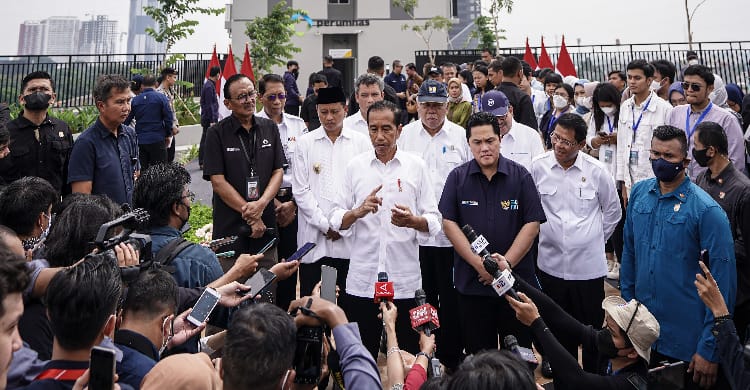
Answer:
[
  {"xmin": 621, "ymin": 177, "xmax": 737, "ymax": 362},
  {"xmin": 149, "ymin": 226, "xmax": 224, "ymax": 288}
]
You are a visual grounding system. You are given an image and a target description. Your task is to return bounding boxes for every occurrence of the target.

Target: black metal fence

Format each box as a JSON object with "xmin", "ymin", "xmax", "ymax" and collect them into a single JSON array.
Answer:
[
  {"xmin": 416, "ymin": 41, "xmax": 750, "ymax": 92},
  {"xmin": 0, "ymin": 53, "xmax": 220, "ymax": 107}
]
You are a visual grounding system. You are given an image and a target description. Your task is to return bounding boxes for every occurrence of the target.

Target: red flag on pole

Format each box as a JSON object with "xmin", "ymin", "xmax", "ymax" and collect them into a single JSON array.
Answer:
[
  {"xmin": 537, "ymin": 37, "xmax": 554, "ymax": 70},
  {"xmin": 523, "ymin": 38, "xmax": 538, "ymax": 70},
  {"xmin": 555, "ymin": 36, "xmax": 577, "ymax": 77},
  {"xmin": 218, "ymin": 45, "xmax": 238, "ymax": 120},
  {"xmin": 205, "ymin": 44, "xmax": 221, "ymax": 96},
  {"xmin": 240, "ymin": 43, "xmax": 255, "ymax": 82}
]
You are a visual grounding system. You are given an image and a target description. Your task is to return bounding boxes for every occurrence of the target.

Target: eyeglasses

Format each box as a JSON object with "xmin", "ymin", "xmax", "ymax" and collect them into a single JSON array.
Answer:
[
  {"xmin": 181, "ymin": 191, "xmax": 195, "ymax": 202},
  {"xmin": 551, "ymin": 132, "xmax": 578, "ymax": 148},
  {"xmin": 232, "ymin": 91, "xmax": 257, "ymax": 102},
  {"xmin": 264, "ymin": 93, "xmax": 286, "ymax": 101},
  {"xmin": 681, "ymin": 82, "xmax": 704, "ymax": 92}
]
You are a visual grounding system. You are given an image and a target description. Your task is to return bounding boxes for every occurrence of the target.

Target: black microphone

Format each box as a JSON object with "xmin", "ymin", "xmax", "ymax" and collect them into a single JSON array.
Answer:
[
  {"xmin": 504, "ymin": 335, "xmax": 538, "ymax": 371},
  {"xmin": 463, "ymin": 224, "xmax": 521, "ymax": 301},
  {"xmin": 461, "ymin": 224, "xmax": 493, "ymax": 263}
]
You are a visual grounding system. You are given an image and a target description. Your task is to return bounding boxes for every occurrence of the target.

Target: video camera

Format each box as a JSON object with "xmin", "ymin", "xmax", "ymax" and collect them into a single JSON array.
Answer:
[{"xmin": 89, "ymin": 208, "xmax": 152, "ymax": 282}]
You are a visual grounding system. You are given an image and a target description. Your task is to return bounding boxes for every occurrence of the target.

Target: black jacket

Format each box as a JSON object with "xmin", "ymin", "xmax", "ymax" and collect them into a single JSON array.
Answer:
[{"xmin": 497, "ymin": 81, "xmax": 539, "ymax": 130}]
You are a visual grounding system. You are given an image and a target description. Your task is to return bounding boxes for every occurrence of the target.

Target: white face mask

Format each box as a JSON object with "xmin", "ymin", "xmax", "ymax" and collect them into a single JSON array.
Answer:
[
  {"xmin": 553, "ymin": 95, "xmax": 569, "ymax": 109},
  {"xmin": 649, "ymin": 80, "xmax": 662, "ymax": 92},
  {"xmin": 576, "ymin": 96, "xmax": 592, "ymax": 110},
  {"xmin": 600, "ymin": 106, "xmax": 616, "ymax": 115},
  {"xmin": 688, "ymin": 59, "xmax": 699, "ymax": 66}
]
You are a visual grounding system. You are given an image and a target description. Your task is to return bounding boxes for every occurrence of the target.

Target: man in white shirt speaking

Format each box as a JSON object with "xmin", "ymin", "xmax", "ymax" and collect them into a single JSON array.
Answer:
[
  {"xmin": 397, "ymin": 79, "xmax": 470, "ymax": 369},
  {"xmin": 480, "ymin": 90, "xmax": 545, "ymax": 171},
  {"xmin": 530, "ymin": 112, "xmax": 621, "ymax": 373},
  {"xmin": 330, "ymin": 100, "xmax": 442, "ymax": 358},
  {"xmin": 292, "ymin": 87, "xmax": 372, "ymax": 297}
]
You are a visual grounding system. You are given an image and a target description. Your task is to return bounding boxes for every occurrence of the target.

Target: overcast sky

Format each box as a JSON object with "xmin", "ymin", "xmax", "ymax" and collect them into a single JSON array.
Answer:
[{"xmin": 2, "ymin": 0, "xmax": 748, "ymax": 56}]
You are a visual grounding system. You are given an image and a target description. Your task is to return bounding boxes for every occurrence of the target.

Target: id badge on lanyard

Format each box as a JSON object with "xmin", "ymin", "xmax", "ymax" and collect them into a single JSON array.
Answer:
[{"xmin": 246, "ymin": 171, "xmax": 260, "ymax": 201}]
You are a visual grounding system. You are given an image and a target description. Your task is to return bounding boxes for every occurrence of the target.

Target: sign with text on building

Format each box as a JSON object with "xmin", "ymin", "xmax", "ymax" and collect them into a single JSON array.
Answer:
[{"xmin": 329, "ymin": 49, "xmax": 353, "ymax": 58}]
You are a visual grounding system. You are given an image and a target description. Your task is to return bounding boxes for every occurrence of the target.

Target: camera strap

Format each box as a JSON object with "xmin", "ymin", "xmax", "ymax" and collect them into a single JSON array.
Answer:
[
  {"xmin": 326, "ymin": 337, "xmax": 345, "ymax": 390},
  {"xmin": 153, "ymin": 238, "xmax": 193, "ymax": 272}
]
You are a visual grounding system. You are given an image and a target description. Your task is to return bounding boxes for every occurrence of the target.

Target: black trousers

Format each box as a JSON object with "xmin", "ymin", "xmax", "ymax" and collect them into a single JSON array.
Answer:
[
  {"xmin": 537, "ymin": 270, "xmax": 604, "ymax": 373},
  {"xmin": 339, "ymin": 293, "xmax": 419, "ymax": 360},
  {"xmin": 167, "ymin": 134, "xmax": 176, "ymax": 162},
  {"xmin": 275, "ymin": 216, "xmax": 298, "ymax": 311},
  {"xmin": 735, "ymin": 300, "xmax": 750, "ymax": 343},
  {"xmin": 299, "ymin": 257, "xmax": 349, "ymax": 298},
  {"xmin": 458, "ymin": 292, "xmax": 534, "ymax": 355},
  {"xmin": 649, "ymin": 350, "xmax": 730, "ymax": 390},
  {"xmin": 610, "ymin": 188, "xmax": 626, "ymax": 262},
  {"xmin": 199, "ymin": 123, "xmax": 210, "ymax": 165},
  {"xmin": 138, "ymin": 141, "xmax": 167, "ymax": 170},
  {"xmin": 419, "ymin": 246, "xmax": 463, "ymax": 369}
]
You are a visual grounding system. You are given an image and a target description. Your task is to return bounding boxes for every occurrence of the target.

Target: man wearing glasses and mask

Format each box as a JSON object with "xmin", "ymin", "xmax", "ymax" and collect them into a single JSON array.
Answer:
[
  {"xmin": 203, "ymin": 74, "xmax": 287, "ymax": 275},
  {"xmin": 0, "ymin": 71, "xmax": 73, "ymax": 195}
]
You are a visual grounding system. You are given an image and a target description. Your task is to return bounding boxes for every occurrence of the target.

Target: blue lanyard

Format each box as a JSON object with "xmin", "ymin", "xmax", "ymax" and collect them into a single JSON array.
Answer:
[
  {"xmin": 605, "ymin": 116, "xmax": 614, "ymax": 133},
  {"xmin": 532, "ymin": 95, "xmax": 535, "ymax": 105},
  {"xmin": 685, "ymin": 102, "xmax": 713, "ymax": 140},
  {"xmin": 547, "ymin": 107, "xmax": 569, "ymax": 133},
  {"xmin": 631, "ymin": 96, "xmax": 652, "ymax": 142}
]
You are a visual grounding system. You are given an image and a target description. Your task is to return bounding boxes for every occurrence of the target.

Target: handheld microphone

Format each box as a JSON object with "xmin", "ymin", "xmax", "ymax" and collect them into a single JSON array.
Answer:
[
  {"xmin": 409, "ymin": 289, "xmax": 440, "ymax": 336},
  {"xmin": 483, "ymin": 258, "xmax": 520, "ymax": 301},
  {"xmin": 461, "ymin": 224, "xmax": 492, "ymax": 263},
  {"xmin": 375, "ymin": 272, "xmax": 394, "ymax": 354},
  {"xmin": 504, "ymin": 335, "xmax": 539, "ymax": 371}
]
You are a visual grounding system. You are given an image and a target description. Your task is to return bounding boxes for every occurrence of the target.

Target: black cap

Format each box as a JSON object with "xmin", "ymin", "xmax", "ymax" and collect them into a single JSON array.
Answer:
[{"xmin": 317, "ymin": 87, "xmax": 346, "ymax": 104}]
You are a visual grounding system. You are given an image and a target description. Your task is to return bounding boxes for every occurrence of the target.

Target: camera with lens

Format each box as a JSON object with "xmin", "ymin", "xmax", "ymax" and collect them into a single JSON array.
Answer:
[
  {"xmin": 89, "ymin": 208, "xmax": 152, "ymax": 282},
  {"xmin": 293, "ymin": 326, "xmax": 324, "ymax": 384}
]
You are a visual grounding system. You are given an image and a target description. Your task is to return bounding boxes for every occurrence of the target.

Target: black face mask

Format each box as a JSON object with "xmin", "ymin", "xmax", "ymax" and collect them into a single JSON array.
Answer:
[
  {"xmin": 692, "ymin": 147, "xmax": 711, "ymax": 167},
  {"xmin": 23, "ymin": 91, "xmax": 52, "ymax": 111},
  {"xmin": 596, "ymin": 328, "xmax": 624, "ymax": 358},
  {"xmin": 178, "ymin": 202, "xmax": 191, "ymax": 234}
]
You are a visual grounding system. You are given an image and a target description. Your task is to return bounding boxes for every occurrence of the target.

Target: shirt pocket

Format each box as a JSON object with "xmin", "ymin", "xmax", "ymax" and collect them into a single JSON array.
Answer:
[
  {"xmin": 48, "ymin": 139, "xmax": 71, "ymax": 167},
  {"xmin": 663, "ymin": 213, "xmax": 688, "ymax": 253},
  {"xmin": 538, "ymin": 184, "xmax": 557, "ymax": 197},
  {"xmin": 575, "ymin": 186, "xmax": 597, "ymax": 217},
  {"xmin": 631, "ymin": 201, "xmax": 654, "ymax": 244}
]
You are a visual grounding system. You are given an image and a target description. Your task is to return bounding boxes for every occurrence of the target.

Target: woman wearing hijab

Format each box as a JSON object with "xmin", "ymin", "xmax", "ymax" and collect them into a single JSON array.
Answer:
[
  {"xmin": 447, "ymin": 78, "xmax": 472, "ymax": 128},
  {"xmin": 668, "ymin": 82, "xmax": 686, "ymax": 107}
]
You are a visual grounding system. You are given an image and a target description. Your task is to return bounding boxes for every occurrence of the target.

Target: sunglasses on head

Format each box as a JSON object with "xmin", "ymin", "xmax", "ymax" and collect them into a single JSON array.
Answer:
[{"xmin": 681, "ymin": 82, "xmax": 704, "ymax": 92}]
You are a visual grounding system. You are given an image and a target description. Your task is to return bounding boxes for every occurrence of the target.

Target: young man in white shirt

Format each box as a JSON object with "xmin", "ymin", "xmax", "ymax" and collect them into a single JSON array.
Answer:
[
  {"xmin": 531, "ymin": 112, "xmax": 621, "ymax": 373},
  {"xmin": 292, "ymin": 87, "xmax": 372, "ymax": 297},
  {"xmin": 343, "ymin": 74, "xmax": 384, "ymax": 136},
  {"xmin": 616, "ymin": 59, "xmax": 673, "ymax": 205},
  {"xmin": 397, "ymin": 80, "xmax": 470, "ymax": 369},
  {"xmin": 255, "ymin": 73, "xmax": 308, "ymax": 309},
  {"xmin": 480, "ymin": 90, "xmax": 545, "ymax": 171},
  {"xmin": 330, "ymin": 100, "xmax": 442, "ymax": 359}
]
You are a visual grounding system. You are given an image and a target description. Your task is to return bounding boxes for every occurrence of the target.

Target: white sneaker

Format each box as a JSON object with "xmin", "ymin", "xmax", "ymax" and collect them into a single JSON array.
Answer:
[
  {"xmin": 607, "ymin": 262, "xmax": 620, "ymax": 280},
  {"xmin": 606, "ymin": 259, "xmax": 615, "ymax": 272}
]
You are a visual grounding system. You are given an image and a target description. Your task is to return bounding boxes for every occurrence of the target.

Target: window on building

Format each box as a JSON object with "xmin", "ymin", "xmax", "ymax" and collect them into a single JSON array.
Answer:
[
  {"xmin": 329, "ymin": 0, "xmax": 350, "ymax": 4},
  {"xmin": 451, "ymin": 0, "xmax": 458, "ymax": 18}
]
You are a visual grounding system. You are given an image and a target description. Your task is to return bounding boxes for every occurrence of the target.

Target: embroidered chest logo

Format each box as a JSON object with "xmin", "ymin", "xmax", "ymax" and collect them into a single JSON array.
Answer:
[{"xmin": 501, "ymin": 199, "xmax": 519, "ymax": 210}]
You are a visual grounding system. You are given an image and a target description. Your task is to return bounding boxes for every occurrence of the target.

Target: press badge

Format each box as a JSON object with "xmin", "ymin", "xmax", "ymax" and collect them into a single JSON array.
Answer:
[
  {"xmin": 604, "ymin": 149, "xmax": 613, "ymax": 163},
  {"xmin": 246, "ymin": 176, "xmax": 260, "ymax": 201},
  {"xmin": 629, "ymin": 150, "xmax": 638, "ymax": 165}
]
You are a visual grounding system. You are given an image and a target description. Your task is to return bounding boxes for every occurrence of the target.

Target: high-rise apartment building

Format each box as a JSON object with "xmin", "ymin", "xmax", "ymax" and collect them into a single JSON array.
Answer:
[
  {"xmin": 42, "ymin": 16, "xmax": 80, "ymax": 55},
  {"xmin": 80, "ymin": 15, "xmax": 119, "ymax": 54},
  {"xmin": 127, "ymin": 0, "xmax": 166, "ymax": 55},
  {"xmin": 18, "ymin": 21, "xmax": 45, "ymax": 55}
]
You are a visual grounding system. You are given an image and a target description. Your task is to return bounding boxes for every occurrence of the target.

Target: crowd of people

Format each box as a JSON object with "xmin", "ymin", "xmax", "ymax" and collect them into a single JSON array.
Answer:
[{"xmin": 0, "ymin": 48, "xmax": 748, "ymax": 390}]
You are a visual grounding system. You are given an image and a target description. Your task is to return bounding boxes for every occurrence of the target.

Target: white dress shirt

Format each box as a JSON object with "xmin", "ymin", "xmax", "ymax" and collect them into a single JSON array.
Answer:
[
  {"xmin": 531, "ymin": 151, "xmax": 621, "ymax": 280},
  {"xmin": 343, "ymin": 110, "xmax": 369, "ymax": 136},
  {"xmin": 501, "ymin": 119, "xmax": 545, "ymax": 171},
  {"xmin": 615, "ymin": 92, "xmax": 672, "ymax": 194},
  {"xmin": 586, "ymin": 113, "xmax": 618, "ymax": 179},
  {"xmin": 256, "ymin": 110, "xmax": 308, "ymax": 187},
  {"xmin": 330, "ymin": 149, "xmax": 442, "ymax": 299},
  {"xmin": 292, "ymin": 127, "xmax": 373, "ymax": 263},
  {"xmin": 398, "ymin": 119, "xmax": 471, "ymax": 246},
  {"xmin": 532, "ymin": 90, "xmax": 550, "ymax": 126}
]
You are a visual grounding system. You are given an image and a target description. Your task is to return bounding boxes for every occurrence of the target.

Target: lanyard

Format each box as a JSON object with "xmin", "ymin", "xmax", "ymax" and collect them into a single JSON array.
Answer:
[
  {"xmin": 547, "ymin": 107, "xmax": 569, "ymax": 133},
  {"xmin": 686, "ymin": 102, "xmax": 713, "ymax": 140},
  {"xmin": 237, "ymin": 130, "xmax": 257, "ymax": 176},
  {"xmin": 36, "ymin": 368, "xmax": 88, "ymax": 381},
  {"xmin": 531, "ymin": 94, "xmax": 535, "ymax": 105},
  {"xmin": 631, "ymin": 96, "xmax": 652, "ymax": 142},
  {"xmin": 605, "ymin": 116, "xmax": 614, "ymax": 134}
]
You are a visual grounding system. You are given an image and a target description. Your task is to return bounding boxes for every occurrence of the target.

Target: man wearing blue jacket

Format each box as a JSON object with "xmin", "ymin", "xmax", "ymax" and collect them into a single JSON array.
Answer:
[{"xmin": 124, "ymin": 74, "xmax": 174, "ymax": 170}]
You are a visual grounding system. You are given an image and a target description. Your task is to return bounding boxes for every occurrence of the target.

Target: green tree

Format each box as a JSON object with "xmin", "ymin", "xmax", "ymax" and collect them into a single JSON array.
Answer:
[
  {"xmin": 391, "ymin": 0, "xmax": 453, "ymax": 65},
  {"xmin": 245, "ymin": 2, "xmax": 305, "ymax": 77},
  {"xmin": 485, "ymin": 0, "xmax": 514, "ymax": 56},
  {"xmin": 466, "ymin": 15, "xmax": 495, "ymax": 50},
  {"xmin": 144, "ymin": 0, "xmax": 224, "ymax": 67}
]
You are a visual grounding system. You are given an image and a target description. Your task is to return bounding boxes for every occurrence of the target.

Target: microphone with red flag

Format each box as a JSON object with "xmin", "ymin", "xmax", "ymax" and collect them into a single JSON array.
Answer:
[
  {"xmin": 374, "ymin": 271, "xmax": 394, "ymax": 303},
  {"xmin": 409, "ymin": 289, "xmax": 440, "ymax": 336}
]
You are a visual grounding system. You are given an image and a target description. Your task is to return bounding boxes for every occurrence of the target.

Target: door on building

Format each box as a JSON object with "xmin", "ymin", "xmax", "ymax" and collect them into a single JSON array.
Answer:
[{"xmin": 323, "ymin": 34, "xmax": 357, "ymax": 97}]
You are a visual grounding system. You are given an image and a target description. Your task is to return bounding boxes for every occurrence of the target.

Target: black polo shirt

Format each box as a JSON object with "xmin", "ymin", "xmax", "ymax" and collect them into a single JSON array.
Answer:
[
  {"xmin": 439, "ymin": 156, "xmax": 546, "ymax": 296},
  {"xmin": 300, "ymin": 94, "xmax": 321, "ymax": 130},
  {"xmin": 696, "ymin": 162, "xmax": 750, "ymax": 306},
  {"xmin": 497, "ymin": 81, "xmax": 539, "ymax": 130},
  {"xmin": 0, "ymin": 113, "xmax": 73, "ymax": 194},
  {"xmin": 203, "ymin": 114, "xmax": 285, "ymax": 252}
]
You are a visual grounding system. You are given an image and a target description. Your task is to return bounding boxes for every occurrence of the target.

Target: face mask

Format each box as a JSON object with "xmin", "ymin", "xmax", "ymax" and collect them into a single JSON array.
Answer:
[
  {"xmin": 576, "ymin": 96, "xmax": 592, "ymax": 110},
  {"xmin": 692, "ymin": 147, "xmax": 711, "ymax": 167},
  {"xmin": 649, "ymin": 80, "xmax": 662, "ymax": 92},
  {"xmin": 553, "ymin": 95, "xmax": 569, "ymax": 109},
  {"xmin": 688, "ymin": 59, "xmax": 699, "ymax": 66},
  {"xmin": 600, "ymin": 106, "xmax": 616, "ymax": 115},
  {"xmin": 596, "ymin": 329, "xmax": 623, "ymax": 358},
  {"xmin": 178, "ymin": 202, "xmax": 192, "ymax": 234},
  {"xmin": 23, "ymin": 91, "xmax": 52, "ymax": 111},
  {"xmin": 651, "ymin": 158, "xmax": 685, "ymax": 182}
]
